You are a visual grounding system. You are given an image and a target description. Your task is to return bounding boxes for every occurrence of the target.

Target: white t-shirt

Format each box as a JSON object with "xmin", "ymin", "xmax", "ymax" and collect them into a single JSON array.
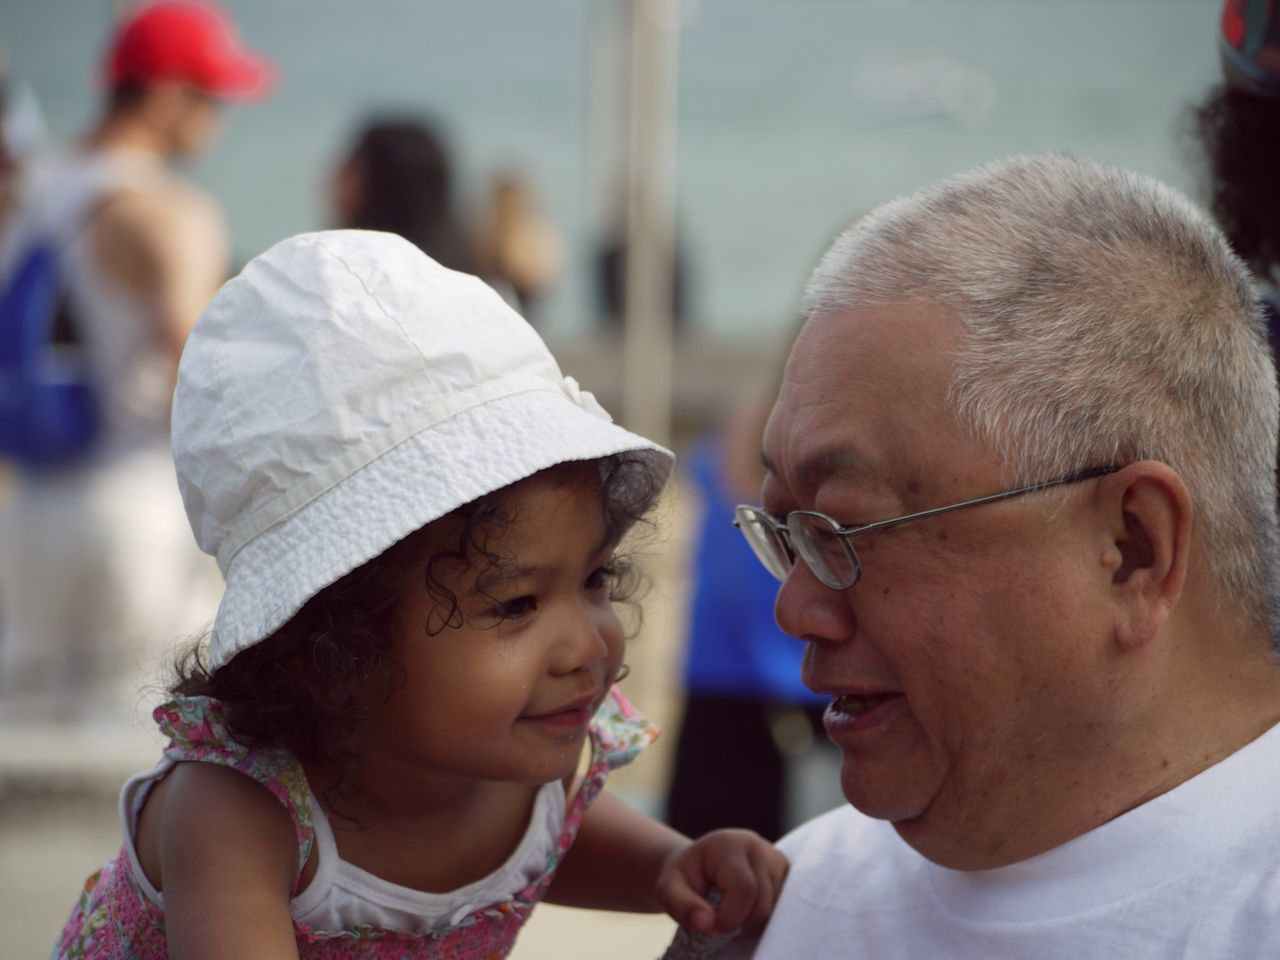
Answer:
[{"xmin": 724, "ymin": 721, "xmax": 1280, "ymax": 959}]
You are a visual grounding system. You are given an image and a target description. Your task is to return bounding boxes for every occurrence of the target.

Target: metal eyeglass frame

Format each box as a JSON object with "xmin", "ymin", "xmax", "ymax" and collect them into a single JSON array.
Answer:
[{"xmin": 734, "ymin": 465, "xmax": 1120, "ymax": 590}]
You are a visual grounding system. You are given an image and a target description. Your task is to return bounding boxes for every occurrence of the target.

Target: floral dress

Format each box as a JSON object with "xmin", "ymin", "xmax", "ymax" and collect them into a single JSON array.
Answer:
[{"xmin": 55, "ymin": 688, "xmax": 656, "ymax": 959}]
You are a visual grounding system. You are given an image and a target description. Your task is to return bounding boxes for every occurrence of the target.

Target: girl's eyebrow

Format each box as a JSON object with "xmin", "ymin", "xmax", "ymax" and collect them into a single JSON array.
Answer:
[
  {"xmin": 475, "ymin": 537, "xmax": 617, "ymax": 591},
  {"xmin": 475, "ymin": 562, "xmax": 538, "ymax": 592},
  {"xmin": 493, "ymin": 562, "xmax": 538, "ymax": 581},
  {"xmin": 591, "ymin": 529, "xmax": 619, "ymax": 559}
]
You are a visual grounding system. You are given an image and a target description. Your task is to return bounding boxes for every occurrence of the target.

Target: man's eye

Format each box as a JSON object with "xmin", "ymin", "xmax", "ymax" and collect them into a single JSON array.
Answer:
[
  {"xmin": 494, "ymin": 595, "xmax": 537, "ymax": 618},
  {"xmin": 760, "ymin": 506, "xmax": 790, "ymax": 526}
]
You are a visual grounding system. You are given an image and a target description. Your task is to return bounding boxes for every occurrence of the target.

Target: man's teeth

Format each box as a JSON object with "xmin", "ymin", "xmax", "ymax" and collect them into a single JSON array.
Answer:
[{"xmin": 834, "ymin": 693, "xmax": 886, "ymax": 714}]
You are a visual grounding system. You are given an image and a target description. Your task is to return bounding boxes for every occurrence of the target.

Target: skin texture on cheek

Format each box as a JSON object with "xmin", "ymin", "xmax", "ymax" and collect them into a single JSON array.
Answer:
[
  {"xmin": 894, "ymin": 541, "xmax": 1121, "ymax": 863},
  {"xmin": 845, "ymin": 510, "xmax": 1057, "ymax": 805}
]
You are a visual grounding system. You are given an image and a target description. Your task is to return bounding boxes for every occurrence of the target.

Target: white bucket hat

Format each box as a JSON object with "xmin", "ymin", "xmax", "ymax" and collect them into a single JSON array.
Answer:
[{"xmin": 172, "ymin": 230, "xmax": 673, "ymax": 669}]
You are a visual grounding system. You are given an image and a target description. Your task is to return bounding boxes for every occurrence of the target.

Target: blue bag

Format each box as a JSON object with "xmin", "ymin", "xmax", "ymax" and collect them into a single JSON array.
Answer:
[{"xmin": 0, "ymin": 238, "xmax": 100, "ymax": 468}]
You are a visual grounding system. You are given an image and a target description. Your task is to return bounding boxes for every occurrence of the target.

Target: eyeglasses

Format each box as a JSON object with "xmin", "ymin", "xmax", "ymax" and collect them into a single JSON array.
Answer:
[{"xmin": 735, "ymin": 465, "xmax": 1119, "ymax": 590}]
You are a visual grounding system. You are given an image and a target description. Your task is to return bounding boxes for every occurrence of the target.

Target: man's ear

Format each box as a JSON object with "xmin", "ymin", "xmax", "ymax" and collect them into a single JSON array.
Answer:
[{"xmin": 1098, "ymin": 461, "xmax": 1192, "ymax": 652}]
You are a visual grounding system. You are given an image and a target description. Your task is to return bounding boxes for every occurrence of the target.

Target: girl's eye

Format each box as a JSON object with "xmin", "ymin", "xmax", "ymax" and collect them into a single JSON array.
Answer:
[
  {"xmin": 584, "ymin": 565, "xmax": 613, "ymax": 592},
  {"xmin": 494, "ymin": 595, "xmax": 537, "ymax": 619}
]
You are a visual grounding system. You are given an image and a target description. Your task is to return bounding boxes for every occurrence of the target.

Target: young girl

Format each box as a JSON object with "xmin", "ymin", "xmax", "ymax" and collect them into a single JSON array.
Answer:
[{"xmin": 55, "ymin": 231, "xmax": 787, "ymax": 958}]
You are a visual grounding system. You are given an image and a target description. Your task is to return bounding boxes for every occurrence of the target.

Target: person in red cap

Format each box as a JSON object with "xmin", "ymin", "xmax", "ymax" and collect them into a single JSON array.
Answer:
[{"xmin": 0, "ymin": 2, "xmax": 273, "ymax": 728}]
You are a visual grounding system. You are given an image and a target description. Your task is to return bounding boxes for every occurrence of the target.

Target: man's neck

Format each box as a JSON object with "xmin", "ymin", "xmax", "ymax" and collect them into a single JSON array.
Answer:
[
  {"xmin": 1078, "ymin": 617, "xmax": 1280, "ymax": 845},
  {"xmin": 83, "ymin": 113, "xmax": 169, "ymax": 159},
  {"xmin": 1132, "ymin": 624, "xmax": 1280, "ymax": 802}
]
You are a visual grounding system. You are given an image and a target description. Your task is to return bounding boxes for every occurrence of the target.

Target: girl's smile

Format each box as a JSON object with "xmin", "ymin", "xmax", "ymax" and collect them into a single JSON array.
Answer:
[{"xmin": 521, "ymin": 690, "xmax": 608, "ymax": 729}]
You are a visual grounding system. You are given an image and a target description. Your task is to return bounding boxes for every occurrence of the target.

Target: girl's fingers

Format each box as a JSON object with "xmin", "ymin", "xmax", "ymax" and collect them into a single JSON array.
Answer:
[
  {"xmin": 688, "ymin": 903, "xmax": 717, "ymax": 935},
  {"xmin": 662, "ymin": 831, "xmax": 788, "ymax": 937},
  {"xmin": 740, "ymin": 848, "xmax": 780, "ymax": 936},
  {"xmin": 660, "ymin": 874, "xmax": 716, "ymax": 933},
  {"xmin": 709, "ymin": 854, "xmax": 759, "ymax": 934}
]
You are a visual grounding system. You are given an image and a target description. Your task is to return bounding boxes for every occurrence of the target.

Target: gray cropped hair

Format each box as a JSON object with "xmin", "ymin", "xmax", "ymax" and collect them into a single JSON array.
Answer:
[{"xmin": 804, "ymin": 153, "xmax": 1279, "ymax": 631}]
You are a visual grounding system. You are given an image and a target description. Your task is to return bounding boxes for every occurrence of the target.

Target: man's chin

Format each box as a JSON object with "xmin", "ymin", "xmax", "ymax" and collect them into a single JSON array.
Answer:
[
  {"xmin": 839, "ymin": 767, "xmax": 934, "ymax": 824},
  {"xmin": 887, "ymin": 803, "xmax": 1015, "ymax": 871}
]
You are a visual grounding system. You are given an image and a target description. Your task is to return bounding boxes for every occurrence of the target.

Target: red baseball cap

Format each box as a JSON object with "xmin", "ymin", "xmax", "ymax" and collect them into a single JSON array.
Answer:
[{"xmin": 105, "ymin": 1, "xmax": 275, "ymax": 101}]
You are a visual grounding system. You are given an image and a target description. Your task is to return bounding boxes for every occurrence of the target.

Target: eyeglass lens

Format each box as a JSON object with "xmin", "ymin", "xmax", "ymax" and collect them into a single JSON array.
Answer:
[
  {"xmin": 734, "ymin": 507, "xmax": 792, "ymax": 581},
  {"xmin": 790, "ymin": 513, "xmax": 860, "ymax": 589}
]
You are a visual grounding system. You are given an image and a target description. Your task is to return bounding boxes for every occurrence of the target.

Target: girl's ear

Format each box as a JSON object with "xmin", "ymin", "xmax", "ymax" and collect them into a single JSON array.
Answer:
[{"xmin": 1097, "ymin": 461, "xmax": 1192, "ymax": 652}]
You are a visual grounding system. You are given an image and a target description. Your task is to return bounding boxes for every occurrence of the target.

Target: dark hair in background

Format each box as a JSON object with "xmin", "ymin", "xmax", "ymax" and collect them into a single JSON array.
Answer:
[
  {"xmin": 107, "ymin": 78, "xmax": 149, "ymax": 113},
  {"xmin": 171, "ymin": 452, "xmax": 665, "ymax": 813},
  {"xmin": 339, "ymin": 117, "xmax": 479, "ymax": 275},
  {"xmin": 1191, "ymin": 83, "xmax": 1280, "ymax": 285}
]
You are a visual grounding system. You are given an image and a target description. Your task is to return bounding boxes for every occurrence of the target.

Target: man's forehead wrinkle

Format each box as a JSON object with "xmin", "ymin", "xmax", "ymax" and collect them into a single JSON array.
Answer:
[
  {"xmin": 764, "ymin": 318, "xmax": 883, "ymax": 500},
  {"xmin": 764, "ymin": 390, "xmax": 859, "ymax": 488},
  {"xmin": 796, "ymin": 446, "xmax": 874, "ymax": 487},
  {"xmin": 765, "ymin": 415, "xmax": 876, "ymax": 497}
]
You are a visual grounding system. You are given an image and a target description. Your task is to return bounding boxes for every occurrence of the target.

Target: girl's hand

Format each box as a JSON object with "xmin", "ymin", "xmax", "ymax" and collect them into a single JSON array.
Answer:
[{"xmin": 656, "ymin": 829, "xmax": 788, "ymax": 938}]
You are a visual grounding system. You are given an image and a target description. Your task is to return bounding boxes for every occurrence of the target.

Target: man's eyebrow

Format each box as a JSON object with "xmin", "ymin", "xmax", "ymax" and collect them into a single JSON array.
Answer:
[{"xmin": 760, "ymin": 446, "xmax": 875, "ymax": 487}]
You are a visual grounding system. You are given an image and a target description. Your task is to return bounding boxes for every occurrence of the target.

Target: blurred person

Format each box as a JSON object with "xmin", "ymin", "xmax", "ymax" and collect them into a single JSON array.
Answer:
[
  {"xmin": 595, "ymin": 225, "xmax": 689, "ymax": 332},
  {"xmin": 329, "ymin": 116, "xmax": 480, "ymax": 276},
  {"xmin": 1189, "ymin": 0, "xmax": 1280, "ymax": 492},
  {"xmin": 666, "ymin": 370, "xmax": 838, "ymax": 843},
  {"xmin": 1191, "ymin": 0, "xmax": 1280, "ymax": 345},
  {"xmin": 723, "ymin": 153, "xmax": 1280, "ymax": 957},
  {"xmin": 475, "ymin": 169, "xmax": 565, "ymax": 321},
  {"xmin": 0, "ymin": 0, "xmax": 273, "ymax": 725},
  {"xmin": 0, "ymin": 52, "xmax": 47, "ymax": 226},
  {"xmin": 594, "ymin": 190, "xmax": 689, "ymax": 330}
]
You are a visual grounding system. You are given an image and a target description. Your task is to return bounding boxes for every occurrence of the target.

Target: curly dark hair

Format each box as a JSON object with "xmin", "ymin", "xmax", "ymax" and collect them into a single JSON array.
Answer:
[
  {"xmin": 1190, "ymin": 83, "xmax": 1280, "ymax": 284},
  {"xmin": 172, "ymin": 452, "xmax": 666, "ymax": 808}
]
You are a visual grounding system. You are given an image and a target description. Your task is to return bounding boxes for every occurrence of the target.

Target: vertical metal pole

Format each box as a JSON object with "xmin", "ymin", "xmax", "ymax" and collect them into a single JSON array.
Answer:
[{"xmin": 621, "ymin": 0, "xmax": 679, "ymax": 447}]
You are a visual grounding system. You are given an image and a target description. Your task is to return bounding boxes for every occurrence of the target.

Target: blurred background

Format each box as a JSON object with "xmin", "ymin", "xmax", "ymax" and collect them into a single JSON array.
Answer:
[
  {"xmin": 1, "ymin": 0, "xmax": 1223, "ymax": 340},
  {"xmin": 0, "ymin": 0, "xmax": 1226, "ymax": 956}
]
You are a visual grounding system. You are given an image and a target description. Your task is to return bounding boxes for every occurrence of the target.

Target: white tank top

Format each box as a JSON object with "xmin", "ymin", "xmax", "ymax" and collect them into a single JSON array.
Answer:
[
  {"xmin": 118, "ymin": 759, "xmax": 567, "ymax": 933},
  {"xmin": 7, "ymin": 149, "xmax": 177, "ymax": 459}
]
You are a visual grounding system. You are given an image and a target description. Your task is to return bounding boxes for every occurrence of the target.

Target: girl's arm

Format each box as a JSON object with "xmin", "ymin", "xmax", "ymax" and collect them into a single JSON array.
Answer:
[
  {"xmin": 158, "ymin": 762, "xmax": 301, "ymax": 960},
  {"xmin": 546, "ymin": 789, "xmax": 788, "ymax": 937}
]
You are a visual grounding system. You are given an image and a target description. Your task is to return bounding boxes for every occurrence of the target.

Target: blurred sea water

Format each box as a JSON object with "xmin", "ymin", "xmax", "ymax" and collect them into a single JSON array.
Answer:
[{"xmin": 2, "ymin": 0, "xmax": 1221, "ymax": 337}]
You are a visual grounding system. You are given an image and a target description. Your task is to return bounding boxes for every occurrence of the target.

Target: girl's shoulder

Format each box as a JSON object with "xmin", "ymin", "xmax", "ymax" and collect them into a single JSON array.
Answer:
[
  {"xmin": 154, "ymin": 696, "xmax": 313, "ymax": 811},
  {"xmin": 135, "ymin": 758, "xmax": 302, "ymax": 894},
  {"xmin": 146, "ymin": 695, "xmax": 319, "ymax": 890}
]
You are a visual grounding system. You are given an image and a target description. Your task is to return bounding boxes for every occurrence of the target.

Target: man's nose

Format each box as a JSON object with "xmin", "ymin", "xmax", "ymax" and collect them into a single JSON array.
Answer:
[{"xmin": 774, "ymin": 557, "xmax": 857, "ymax": 644}]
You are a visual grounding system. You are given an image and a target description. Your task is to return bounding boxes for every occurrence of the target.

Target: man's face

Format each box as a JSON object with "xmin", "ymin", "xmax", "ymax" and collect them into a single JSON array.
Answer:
[
  {"xmin": 761, "ymin": 302, "xmax": 1117, "ymax": 867},
  {"xmin": 146, "ymin": 82, "xmax": 225, "ymax": 158}
]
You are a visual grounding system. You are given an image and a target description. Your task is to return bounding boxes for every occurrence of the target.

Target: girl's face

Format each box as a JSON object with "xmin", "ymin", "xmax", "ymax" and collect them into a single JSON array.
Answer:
[{"xmin": 358, "ymin": 464, "xmax": 628, "ymax": 792}]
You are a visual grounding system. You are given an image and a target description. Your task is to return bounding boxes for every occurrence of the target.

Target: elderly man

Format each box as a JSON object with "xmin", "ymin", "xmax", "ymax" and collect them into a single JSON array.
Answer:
[{"xmin": 724, "ymin": 153, "xmax": 1280, "ymax": 957}]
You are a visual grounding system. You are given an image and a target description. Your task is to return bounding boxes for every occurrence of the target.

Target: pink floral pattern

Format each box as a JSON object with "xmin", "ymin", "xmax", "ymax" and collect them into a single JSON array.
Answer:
[{"xmin": 54, "ymin": 688, "xmax": 655, "ymax": 959}]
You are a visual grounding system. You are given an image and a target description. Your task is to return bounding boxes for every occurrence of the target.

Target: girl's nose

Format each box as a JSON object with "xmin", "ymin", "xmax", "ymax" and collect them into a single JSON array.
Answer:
[{"xmin": 552, "ymin": 601, "xmax": 618, "ymax": 676}]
